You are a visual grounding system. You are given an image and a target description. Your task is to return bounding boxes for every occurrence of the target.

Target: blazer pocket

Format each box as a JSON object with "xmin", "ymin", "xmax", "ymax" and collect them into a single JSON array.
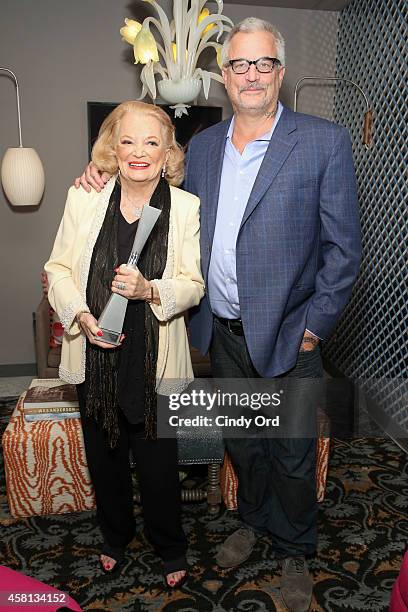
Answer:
[{"xmin": 294, "ymin": 285, "xmax": 315, "ymax": 291}]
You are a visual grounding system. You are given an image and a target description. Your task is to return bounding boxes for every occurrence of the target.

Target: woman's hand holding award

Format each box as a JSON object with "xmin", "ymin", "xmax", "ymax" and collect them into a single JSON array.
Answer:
[{"xmin": 97, "ymin": 206, "xmax": 161, "ymax": 345}]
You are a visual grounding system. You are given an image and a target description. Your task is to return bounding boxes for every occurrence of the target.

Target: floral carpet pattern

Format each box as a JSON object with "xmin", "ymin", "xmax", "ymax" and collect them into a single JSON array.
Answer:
[{"xmin": 0, "ymin": 398, "xmax": 407, "ymax": 611}]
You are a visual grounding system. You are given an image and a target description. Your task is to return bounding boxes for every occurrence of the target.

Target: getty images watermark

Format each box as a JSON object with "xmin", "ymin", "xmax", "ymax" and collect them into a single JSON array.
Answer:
[
  {"xmin": 157, "ymin": 377, "xmax": 407, "ymax": 439},
  {"xmin": 167, "ymin": 388, "xmax": 283, "ymax": 429},
  {"xmin": 156, "ymin": 378, "xmax": 324, "ymax": 438}
]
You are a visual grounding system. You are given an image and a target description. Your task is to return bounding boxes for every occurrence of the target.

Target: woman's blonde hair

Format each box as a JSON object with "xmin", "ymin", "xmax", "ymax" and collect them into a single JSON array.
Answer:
[{"xmin": 92, "ymin": 100, "xmax": 185, "ymax": 186}]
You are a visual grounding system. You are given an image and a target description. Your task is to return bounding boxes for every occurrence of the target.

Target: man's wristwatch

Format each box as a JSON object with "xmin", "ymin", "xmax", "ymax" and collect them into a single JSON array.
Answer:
[{"xmin": 301, "ymin": 335, "xmax": 319, "ymax": 348}]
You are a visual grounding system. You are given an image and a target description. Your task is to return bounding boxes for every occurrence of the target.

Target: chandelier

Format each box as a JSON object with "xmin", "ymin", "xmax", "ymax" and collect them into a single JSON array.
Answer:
[{"xmin": 120, "ymin": 0, "xmax": 234, "ymax": 117}]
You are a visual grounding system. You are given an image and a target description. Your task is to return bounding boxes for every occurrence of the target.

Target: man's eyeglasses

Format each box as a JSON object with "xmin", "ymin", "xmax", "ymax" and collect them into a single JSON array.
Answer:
[{"xmin": 228, "ymin": 57, "xmax": 281, "ymax": 74}]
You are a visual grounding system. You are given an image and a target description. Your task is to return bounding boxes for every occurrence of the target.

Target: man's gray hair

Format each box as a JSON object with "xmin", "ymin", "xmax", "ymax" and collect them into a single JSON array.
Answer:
[{"xmin": 221, "ymin": 17, "xmax": 285, "ymax": 67}]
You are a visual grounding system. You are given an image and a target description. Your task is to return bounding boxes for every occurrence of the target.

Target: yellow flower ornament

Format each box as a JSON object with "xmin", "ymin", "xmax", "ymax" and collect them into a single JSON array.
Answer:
[
  {"xmin": 133, "ymin": 26, "xmax": 159, "ymax": 64},
  {"xmin": 198, "ymin": 9, "xmax": 215, "ymax": 37},
  {"xmin": 118, "ymin": 4, "xmax": 234, "ymax": 116},
  {"xmin": 120, "ymin": 18, "xmax": 142, "ymax": 45}
]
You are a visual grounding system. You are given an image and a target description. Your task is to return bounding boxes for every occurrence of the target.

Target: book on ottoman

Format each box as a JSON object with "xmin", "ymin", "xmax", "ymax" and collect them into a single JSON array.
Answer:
[
  {"xmin": 23, "ymin": 379, "xmax": 80, "ymax": 422},
  {"xmin": 2, "ymin": 393, "xmax": 95, "ymax": 518}
]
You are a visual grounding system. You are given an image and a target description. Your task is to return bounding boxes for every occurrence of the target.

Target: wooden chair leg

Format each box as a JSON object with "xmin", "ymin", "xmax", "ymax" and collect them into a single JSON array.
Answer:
[
  {"xmin": 134, "ymin": 463, "xmax": 223, "ymax": 513},
  {"xmin": 181, "ymin": 488, "xmax": 207, "ymax": 502},
  {"xmin": 207, "ymin": 462, "xmax": 221, "ymax": 515}
]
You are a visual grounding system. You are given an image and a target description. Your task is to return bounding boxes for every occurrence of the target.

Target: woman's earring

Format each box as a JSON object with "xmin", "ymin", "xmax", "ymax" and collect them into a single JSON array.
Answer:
[{"xmin": 161, "ymin": 165, "xmax": 166, "ymax": 178}]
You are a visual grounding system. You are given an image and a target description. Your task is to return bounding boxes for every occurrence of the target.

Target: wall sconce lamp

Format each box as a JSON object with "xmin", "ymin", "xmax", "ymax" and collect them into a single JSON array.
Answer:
[
  {"xmin": 294, "ymin": 76, "xmax": 373, "ymax": 149},
  {"xmin": 0, "ymin": 67, "xmax": 45, "ymax": 206}
]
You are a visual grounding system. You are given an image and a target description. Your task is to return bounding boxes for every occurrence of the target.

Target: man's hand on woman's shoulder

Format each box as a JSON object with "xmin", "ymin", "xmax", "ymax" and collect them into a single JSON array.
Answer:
[{"xmin": 74, "ymin": 162, "xmax": 111, "ymax": 193}]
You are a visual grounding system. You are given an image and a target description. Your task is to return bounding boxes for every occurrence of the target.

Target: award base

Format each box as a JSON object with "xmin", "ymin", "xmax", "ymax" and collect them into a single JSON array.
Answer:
[{"xmin": 96, "ymin": 328, "xmax": 122, "ymax": 346}]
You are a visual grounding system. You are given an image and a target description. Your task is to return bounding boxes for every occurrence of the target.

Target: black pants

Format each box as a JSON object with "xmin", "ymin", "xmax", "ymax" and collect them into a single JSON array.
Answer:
[
  {"xmin": 210, "ymin": 318, "xmax": 322, "ymax": 559},
  {"xmin": 77, "ymin": 384, "xmax": 187, "ymax": 563}
]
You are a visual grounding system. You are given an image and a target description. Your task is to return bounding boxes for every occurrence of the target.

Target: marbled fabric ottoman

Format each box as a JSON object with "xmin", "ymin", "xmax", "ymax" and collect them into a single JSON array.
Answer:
[
  {"xmin": 220, "ymin": 437, "xmax": 330, "ymax": 510},
  {"xmin": 2, "ymin": 393, "xmax": 95, "ymax": 518}
]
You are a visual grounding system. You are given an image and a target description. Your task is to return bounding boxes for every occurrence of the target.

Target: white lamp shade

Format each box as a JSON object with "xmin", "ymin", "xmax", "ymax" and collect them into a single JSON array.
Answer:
[{"xmin": 1, "ymin": 147, "xmax": 45, "ymax": 206}]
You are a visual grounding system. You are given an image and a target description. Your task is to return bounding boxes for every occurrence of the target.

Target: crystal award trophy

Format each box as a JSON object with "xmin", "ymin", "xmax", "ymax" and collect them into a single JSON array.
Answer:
[{"xmin": 97, "ymin": 205, "xmax": 162, "ymax": 345}]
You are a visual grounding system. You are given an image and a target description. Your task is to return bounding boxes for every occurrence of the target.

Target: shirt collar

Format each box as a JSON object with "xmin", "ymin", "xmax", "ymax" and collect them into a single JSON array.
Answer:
[{"xmin": 226, "ymin": 101, "xmax": 283, "ymax": 141}]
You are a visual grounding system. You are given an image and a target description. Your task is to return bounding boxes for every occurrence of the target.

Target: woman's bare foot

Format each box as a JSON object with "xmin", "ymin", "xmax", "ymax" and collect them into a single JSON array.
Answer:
[
  {"xmin": 100, "ymin": 554, "xmax": 117, "ymax": 572},
  {"xmin": 166, "ymin": 570, "xmax": 186, "ymax": 587}
]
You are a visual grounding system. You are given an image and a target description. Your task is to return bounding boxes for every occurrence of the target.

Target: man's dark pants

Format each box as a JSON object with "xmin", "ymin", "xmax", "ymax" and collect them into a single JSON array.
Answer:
[{"xmin": 210, "ymin": 317, "xmax": 322, "ymax": 559}]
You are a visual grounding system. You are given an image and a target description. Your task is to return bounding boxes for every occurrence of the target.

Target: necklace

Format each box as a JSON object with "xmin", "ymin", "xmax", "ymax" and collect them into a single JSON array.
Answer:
[{"xmin": 121, "ymin": 189, "xmax": 149, "ymax": 220}]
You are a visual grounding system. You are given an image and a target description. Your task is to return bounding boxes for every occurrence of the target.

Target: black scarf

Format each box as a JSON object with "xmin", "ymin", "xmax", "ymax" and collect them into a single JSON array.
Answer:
[{"xmin": 85, "ymin": 178, "xmax": 170, "ymax": 447}]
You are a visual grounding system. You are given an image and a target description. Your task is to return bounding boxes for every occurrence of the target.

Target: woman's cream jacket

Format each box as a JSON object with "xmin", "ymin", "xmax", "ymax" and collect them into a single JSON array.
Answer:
[{"xmin": 44, "ymin": 178, "xmax": 205, "ymax": 394}]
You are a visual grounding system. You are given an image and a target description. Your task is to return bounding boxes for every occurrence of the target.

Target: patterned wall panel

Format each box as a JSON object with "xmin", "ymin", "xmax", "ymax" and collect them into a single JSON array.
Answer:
[
  {"xmin": 287, "ymin": 10, "xmax": 339, "ymax": 121},
  {"xmin": 323, "ymin": 0, "xmax": 407, "ymax": 426}
]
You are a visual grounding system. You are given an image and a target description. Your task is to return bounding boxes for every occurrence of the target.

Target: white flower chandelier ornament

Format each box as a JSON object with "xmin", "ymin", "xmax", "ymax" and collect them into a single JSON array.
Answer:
[{"xmin": 120, "ymin": 1, "xmax": 234, "ymax": 117}]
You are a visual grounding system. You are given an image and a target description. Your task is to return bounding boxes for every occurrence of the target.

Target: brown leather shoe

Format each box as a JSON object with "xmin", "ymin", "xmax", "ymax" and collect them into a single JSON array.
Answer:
[
  {"xmin": 281, "ymin": 556, "xmax": 313, "ymax": 612},
  {"xmin": 215, "ymin": 527, "xmax": 257, "ymax": 568}
]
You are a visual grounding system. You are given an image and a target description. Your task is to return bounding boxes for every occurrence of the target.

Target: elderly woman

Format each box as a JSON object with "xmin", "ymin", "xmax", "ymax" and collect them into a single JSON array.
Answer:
[{"xmin": 44, "ymin": 101, "xmax": 204, "ymax": 588}]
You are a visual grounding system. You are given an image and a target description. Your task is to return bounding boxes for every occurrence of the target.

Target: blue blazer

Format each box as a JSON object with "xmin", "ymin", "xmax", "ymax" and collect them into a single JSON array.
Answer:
[{"xmin": 184, "ymin": 105, "xmax": 361, "ymax": 377}]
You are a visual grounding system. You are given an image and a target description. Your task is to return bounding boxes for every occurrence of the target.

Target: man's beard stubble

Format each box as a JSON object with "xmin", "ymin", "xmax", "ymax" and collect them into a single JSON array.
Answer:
[{"xmin": 235, "ymin": 85, "xmax": 278, "ymax": 118}]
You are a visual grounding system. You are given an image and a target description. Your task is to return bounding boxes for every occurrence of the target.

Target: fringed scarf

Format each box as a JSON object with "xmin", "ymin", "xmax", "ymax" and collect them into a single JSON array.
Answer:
[{"xmin": 85, "ymin": 178, "xmax": 170, "ymax": 447}]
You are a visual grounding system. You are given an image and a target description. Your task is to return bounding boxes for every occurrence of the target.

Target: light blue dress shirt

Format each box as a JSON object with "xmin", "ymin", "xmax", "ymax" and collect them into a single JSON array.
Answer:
[{"xmin": 208, "ymin": 102, "xmax": 283, "ymax": 319}]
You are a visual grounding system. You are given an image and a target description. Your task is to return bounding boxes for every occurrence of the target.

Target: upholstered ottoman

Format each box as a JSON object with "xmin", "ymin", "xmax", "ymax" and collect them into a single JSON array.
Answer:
[
  {"xmin": 220, "ymin": 437, "xmax": 330, "ymax": 510},
  {"xmin": 2, "ymin": 393, "xmax": 95, "ymax": 518}
]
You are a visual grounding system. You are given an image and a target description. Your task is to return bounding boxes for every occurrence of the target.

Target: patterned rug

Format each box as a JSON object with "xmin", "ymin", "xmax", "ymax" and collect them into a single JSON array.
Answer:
[{"xmin": 0, "ymin": 398, "xmax": 406, "ymax": 611}]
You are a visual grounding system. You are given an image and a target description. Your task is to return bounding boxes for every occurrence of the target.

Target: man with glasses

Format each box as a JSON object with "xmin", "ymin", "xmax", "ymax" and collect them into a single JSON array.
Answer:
[
  {"xmin": 184, "ymin": 17, "xmax": 360, "ymax": 612},
  {"xmin": 75, "ymin": 16, "xmax": 360, "ymax": 612}
]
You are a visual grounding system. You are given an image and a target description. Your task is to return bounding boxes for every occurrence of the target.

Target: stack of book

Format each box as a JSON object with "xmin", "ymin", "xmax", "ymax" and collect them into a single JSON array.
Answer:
[{"xmin": 23, "ymin": 379, "xmax": 80, "ymax": 422}]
